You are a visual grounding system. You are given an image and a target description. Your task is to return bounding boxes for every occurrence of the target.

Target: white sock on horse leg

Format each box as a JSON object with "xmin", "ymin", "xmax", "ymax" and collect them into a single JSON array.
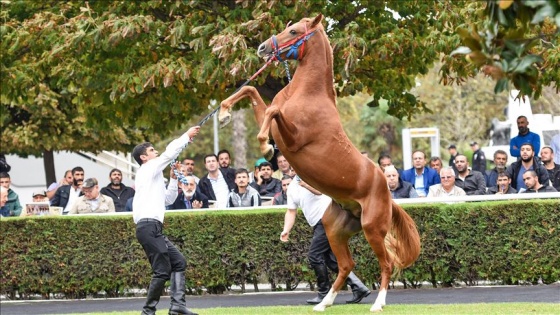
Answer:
[
  {"xmin": 370, "ymin": 288, "xmax": 387, "ymax": 312},
  {"xmin": 313, "ymin": 288, "xmax": 337, "ymax": 312}
]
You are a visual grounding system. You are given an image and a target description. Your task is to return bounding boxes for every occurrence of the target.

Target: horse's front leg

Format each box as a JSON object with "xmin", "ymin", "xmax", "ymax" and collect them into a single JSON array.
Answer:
[
  {"xmin": 256, "ymin": 105, "xmax": 280, "ymax": 160},
  {"xmin": 219, "ymin": 86, "xmax": 267, "ymax": 128}
]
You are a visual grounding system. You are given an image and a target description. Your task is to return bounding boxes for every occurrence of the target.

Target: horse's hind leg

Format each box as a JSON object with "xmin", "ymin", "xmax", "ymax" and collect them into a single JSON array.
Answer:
[
  {"xmin": 361, "ymin": 196, "xmax": 393, "ymax": 312},
  {"xmin": 219, "ymin": 86, "xmax": 267, "ymax": 127},
  {"xmin": 313, "ymin": 202, "xmax": 362, "ymax": 312}
]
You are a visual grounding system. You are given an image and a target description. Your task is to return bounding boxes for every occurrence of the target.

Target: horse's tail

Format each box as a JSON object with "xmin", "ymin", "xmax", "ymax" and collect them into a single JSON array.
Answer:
[{"xmin": 386, "ymin": 200, "xmax": 420, "ymax": 270}]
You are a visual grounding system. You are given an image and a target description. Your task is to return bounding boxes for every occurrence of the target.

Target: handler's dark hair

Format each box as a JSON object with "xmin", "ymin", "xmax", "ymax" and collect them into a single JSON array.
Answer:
[{"xmin": 132, "ymin": 142, "xmax": 153, "ymax": 165}]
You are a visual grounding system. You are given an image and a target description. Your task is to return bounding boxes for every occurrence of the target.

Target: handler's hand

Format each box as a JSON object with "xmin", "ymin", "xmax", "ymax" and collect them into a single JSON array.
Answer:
[
  {"xmin": 187, "ymin": 126, "xmax": 201, "ymax": 140},
  {"xmin": 280, "ymin": 230, "xmax": 290, "ymax": 242},
  {"xmin": 170, "ymin": 161, "xmax": 181, "ymax": 180}
]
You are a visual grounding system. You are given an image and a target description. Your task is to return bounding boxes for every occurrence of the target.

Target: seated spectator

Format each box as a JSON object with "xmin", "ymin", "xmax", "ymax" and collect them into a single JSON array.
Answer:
[
  {"xmin": 218, "ymin": 149, "xmax": 234, "ymax": 170},
  {"xmin": 50, "ymin": 166, "xmax": 85, "ymax": 214},
  {"xmin": 506, "ymin": 143, "xmax": 549, "ymax": 191},
  {"xmin": 485, "ymin": 150, "xmax": 508, "ymax": 188},
  {"xmin": 250, "ymin": 161, "xmax": 282, "ymax": 197},
  {"xmin": 0, "ymin": 186, "xmax": 9, "ymax": 216},
  {"xmin": 100, "ymin": 168, "xmax": 135, "ymax": 212},
  {"xmin": 249, "ymin": 157, "xmax": 267, "ymax": 184},
  {"xmin": 521, "ymin": 170, "xmax": 558, "ymax": 193},
  {"xmin": 0, "ymin": 172, "xmax": 22, "ymax": 217},
  {"xmin": 227, "ymin": 168, "xmax": 261, "ymax": 207},
  {"xmin": 181, "ymin": 158, "xmax": 200, "ymax": 183},
  {"xmin": 384, "ymin": 166, "xmax": 418, "ymax": 199},
  {"xmin": 429, "ymin": 157, "xmax": 443, "ymax": 174},
  {"xmin": 46, "ymin": 170, "xmax": 73, "ymax": 200},
  {"xmin": 168, "ymin": 175, "xmax": 209, "ymax": 210},
  {"xmin": 401, "ymin": 150, "xmax": 441, "ymax": 197},
  {"xmin": 540, "ymin": 146, "xmax": 560, "ymax": 191},
  {"xmin": 273, "ymin": 175, "xmax": 293, "ymax": 205},
  {"xmin": 454, "ymin": 155, "xmax": 487, "ymax": 195},
  {"xmin": 486, "ymin": 172, "xmax": 517, "ymax": 194},
  {"xmin": 427, "ymin": 167, "xmax": 466, "ymax": 197},
  {"xmin": 198, "ymin": 154, "xmax": 236, "ymax": 208},
  {"xmin": 68, "ymin": 178, "xmax": 115, "ymax": 214},
  {"xmin": 32, "ymin": 190, "xmax": 49, "ymax": 202},
  {"xmin": 273, "ymin": 153, "xmax": 292, "ymax": 180},
  {"xmin": 377, "ymin": 154, "xmax": 393, "ymax": 172}
]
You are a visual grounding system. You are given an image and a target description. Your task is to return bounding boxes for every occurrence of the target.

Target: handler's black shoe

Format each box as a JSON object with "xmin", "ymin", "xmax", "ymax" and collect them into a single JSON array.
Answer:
[{"xmin": 345, "ymin": 288, "xmax": 371, "ymax": 304}]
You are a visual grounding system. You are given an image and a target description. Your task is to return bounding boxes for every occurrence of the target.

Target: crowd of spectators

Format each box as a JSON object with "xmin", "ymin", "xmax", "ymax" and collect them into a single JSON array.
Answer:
[{"xmin": 0, "ymin": 115, "xmax": 558, "ymax": 216}]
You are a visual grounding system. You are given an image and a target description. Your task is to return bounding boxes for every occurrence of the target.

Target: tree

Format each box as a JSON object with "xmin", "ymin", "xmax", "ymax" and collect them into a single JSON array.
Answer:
[
  {"xmin": 2, "ymin": 1, "xmax": 486, "ymax": 184},
  {"xmin": 444, "ymin": 0, "xmax": 559, "ymax": 100}
]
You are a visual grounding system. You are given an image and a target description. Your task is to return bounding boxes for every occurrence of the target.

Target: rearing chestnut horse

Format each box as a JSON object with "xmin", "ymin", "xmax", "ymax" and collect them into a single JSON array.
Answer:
[{"xmin": 219, "ymin": 14, "xmax": 420, "ymax": 312}]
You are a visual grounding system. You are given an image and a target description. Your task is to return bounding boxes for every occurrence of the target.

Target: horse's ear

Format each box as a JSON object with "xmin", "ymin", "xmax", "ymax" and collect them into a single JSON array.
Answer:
[{"xmin": 311, "ymin": 14, "xmax": 323, "ymax": 28}]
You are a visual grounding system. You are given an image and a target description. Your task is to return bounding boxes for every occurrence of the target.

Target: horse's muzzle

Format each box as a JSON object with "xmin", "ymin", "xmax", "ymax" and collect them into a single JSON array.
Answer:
[{"xmin": 257, "ymin": 42, "xmax": 270, "ymax": 58}]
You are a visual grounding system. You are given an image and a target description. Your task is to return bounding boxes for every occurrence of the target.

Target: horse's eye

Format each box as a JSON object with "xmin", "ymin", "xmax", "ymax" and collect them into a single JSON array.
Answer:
[{"xmin": 290, "ymin": 30, "xmax": 297, "ymax": 35}]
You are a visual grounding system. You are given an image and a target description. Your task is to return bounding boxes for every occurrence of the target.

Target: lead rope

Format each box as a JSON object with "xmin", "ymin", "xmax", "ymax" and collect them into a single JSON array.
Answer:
[{"xmin": 170, "ymin": 57, "xmax": 276, "ymax": 184}]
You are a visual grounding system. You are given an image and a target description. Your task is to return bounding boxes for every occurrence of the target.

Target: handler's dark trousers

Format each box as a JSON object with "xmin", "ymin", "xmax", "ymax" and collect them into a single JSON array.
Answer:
[
  {"xmin": 307, "ymin": 220, "xmax": 370, "ymax": 304},
  {"xmin": 136, "ymin": 218, "xmax": 187, "ymax": 315}
]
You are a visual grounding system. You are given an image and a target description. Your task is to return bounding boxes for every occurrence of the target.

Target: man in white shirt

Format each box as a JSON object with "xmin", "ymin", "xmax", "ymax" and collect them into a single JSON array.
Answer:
[
  {"xmin": 132, "ymin": 125, "xmax": 200, "ymax": 315},
  {"xmin": 198, "ymin": 154, "xmax": 236, "ymax": 208},
  {"xmin": 280, "ymin": 175, "xmax": 370, "ymax": 305}
]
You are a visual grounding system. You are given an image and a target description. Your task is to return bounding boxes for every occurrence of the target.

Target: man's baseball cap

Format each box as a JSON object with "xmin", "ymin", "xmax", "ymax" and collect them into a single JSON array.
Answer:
[
  {"xmin": 470, "ymin": 141, "xmax": 478, "ymax": 146},
  {"xmin": 82, "ymin": 178, "xmax": 98, "ymax": 189},
  {"xmin": 448, "ymin": 144, "xmax": 457, "ymax": 149},
  {"xmin": 32, "ymin": 190, "xmax": 47, "ymax": 197}
]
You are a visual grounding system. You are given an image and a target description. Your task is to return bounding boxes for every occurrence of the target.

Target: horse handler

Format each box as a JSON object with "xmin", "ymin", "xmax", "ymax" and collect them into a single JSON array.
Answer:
[
  {"xmin": 132, "ymin": 126, "xmax": 200, "ymax": 315},
  {"xmin": 280, "ymin": 175, "xmax": 371, "ymax": 304}
]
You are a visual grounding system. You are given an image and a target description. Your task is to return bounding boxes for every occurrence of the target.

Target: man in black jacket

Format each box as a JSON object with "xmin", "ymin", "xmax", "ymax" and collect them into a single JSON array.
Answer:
[
  {"xmin": 100, "ymin": 168, "xmax": 135, "ymax": 212},
  {"xmin": 250, "ymin": 161, "xmax": 282, "ymax": 197},
  {"xmin": 506, "ymin": 143, "xmax": 549, "ymax": 191},
  {"xmin": 50, "ymin": 166, "xmax": 85, "ymax": 214},
  {"xmin": 470, "ymin": 141, "xmax": 487, "ymax": 173},
  {"xmin": 198, "ymin": 154, "xmax": 236, "ymax": 208},
  {"xmin": 540, "ymin": 146, "xmax": 560, "ymax": 191},
  {"xmin": 385, "ymin": 166, "xmax": 418, "ymax": 198},
  {"xmin": 454, "ymin": 155, "xmax": 486, "ymax": 195},
  {"xmin": 485, "ymin": 149, "xmax": 508, "ymax": 188}
]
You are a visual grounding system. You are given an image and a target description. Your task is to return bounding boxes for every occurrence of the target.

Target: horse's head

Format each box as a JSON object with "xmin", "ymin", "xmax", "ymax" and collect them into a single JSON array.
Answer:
[{"xmin": 257, "ymin": 14, "xmax": 324, "ymax": 61}]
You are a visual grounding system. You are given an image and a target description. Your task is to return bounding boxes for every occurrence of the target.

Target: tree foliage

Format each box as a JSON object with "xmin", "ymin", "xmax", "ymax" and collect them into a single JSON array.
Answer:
[
  {"xmin": 1, "ymin": 0, "xmax": 480, "ymax": 159},
  {"xmin": 2, "ymin": 0, "xmax": 556, "ymax": 170},
  {"xmin": 445, "ymin": 0, "xmax": 559, "ymax": 100}
]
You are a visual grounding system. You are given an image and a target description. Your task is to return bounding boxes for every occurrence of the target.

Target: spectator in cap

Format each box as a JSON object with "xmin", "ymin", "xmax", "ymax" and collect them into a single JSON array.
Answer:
[
  {"xmin": 32, "ymin": 190, "xmax": 49, "ymax": 202},
  {"xmin": 470, "ymin": 141, "xmax": 487, "ymax": 173},
  {"xmin": 68, "ymin": 178, "xmax": 115, "ymax": 214},
  {"xmin": 448, "ymin": 144, "xmax": 459, "ymax": 173}
]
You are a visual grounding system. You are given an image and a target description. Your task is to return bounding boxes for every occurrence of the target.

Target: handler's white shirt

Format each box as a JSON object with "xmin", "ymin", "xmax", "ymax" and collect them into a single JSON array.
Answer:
[
  {"xmin": 286, "ymin": 179, "xmax": 332, "ymax": 227},
  {"xmin": 133, "ymin": 133, "xmax": 191, "ymax": 224}
]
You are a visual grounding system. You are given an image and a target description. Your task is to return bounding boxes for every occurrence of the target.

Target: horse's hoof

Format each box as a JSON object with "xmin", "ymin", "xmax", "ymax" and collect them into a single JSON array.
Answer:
[
  {"xmin": 370, "ymin": 304, "xmax": 383, "ymax": 312},
  {"xmin": 264, "ymin": 145, "xmax": 274, "ymax": 161},
  {"xmin": 218, "ymin": 114, "xmax": 231, "ymax": 128},
  {"xmin": 313, "ymin": 304, "xmax": 326, "ymax": 312}
]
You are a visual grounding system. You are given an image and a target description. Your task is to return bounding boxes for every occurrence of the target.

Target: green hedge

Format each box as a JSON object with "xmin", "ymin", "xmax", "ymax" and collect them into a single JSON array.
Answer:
[{"xmin": 1, "ymin": 200, "xmax": 558, "ymax": 299}]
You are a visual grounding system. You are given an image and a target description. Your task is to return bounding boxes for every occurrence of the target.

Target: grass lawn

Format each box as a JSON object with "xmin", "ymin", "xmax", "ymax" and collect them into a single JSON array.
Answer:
[{"xmin": 70, "ymin": 302, "xmax": 559, "ymax": 315}]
